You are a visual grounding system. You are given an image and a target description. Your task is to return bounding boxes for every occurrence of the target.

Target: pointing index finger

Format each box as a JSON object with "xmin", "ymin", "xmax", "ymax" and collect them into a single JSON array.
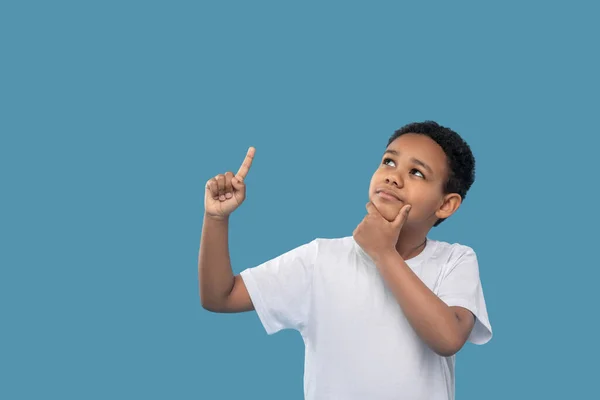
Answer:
[{"xmin": 236, "ymin": 146, "xmax": 255, "ymax": 180}]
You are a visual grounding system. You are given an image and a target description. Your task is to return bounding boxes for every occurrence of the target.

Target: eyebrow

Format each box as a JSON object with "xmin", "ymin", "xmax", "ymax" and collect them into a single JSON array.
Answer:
[{"xmin": 383, "ymin": 149, "xmax": 434, "ymax": 175}]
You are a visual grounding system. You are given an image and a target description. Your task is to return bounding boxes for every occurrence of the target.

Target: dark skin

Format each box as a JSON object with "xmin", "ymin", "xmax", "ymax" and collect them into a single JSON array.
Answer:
[
  {"xmin": 200, "ymin": 136, "xmax": 475, "ymax": 356},
  {"xmin": 353, "ymin": 133, "xmax": 475, "ymax": 357}
]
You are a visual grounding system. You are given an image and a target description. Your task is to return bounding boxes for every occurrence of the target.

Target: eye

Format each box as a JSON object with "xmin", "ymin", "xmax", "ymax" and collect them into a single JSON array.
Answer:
[
  {"xmin": 383, "ymin": 158, "xmax": 395, "ymax": 167},
  {"xmin": 411, "ymin": 168, "xmax": 425, "ymax": 179}
]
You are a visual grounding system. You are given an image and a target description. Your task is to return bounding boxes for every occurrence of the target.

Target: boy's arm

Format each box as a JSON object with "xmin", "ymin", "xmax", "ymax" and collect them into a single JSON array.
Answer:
[
  {"xmin": 198, "ymin": 214, "xmax": 253, "ymax": 313},
  {"xmin": 354, "ymin": 201, "xmax": 488, "ymax": 356},
  {"xmin": 199, "ymin": 147, "xmax": 255, "ymax": 313},
  {"xmin": 373, "ymin": 250, "xmax": 475, "ymax": 357}
]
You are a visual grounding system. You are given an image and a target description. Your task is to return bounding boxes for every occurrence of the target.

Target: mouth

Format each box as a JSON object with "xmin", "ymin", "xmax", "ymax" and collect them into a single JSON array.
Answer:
[{"xmin": 375, "ymin": 188, "xmax": 402, "ymax": 202}]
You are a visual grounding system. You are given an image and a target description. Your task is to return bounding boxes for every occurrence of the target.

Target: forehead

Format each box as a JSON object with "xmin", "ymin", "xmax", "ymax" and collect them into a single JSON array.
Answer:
[{"xmin": 386, "ymin": 133, "xmax": 448, "ymax": 176}]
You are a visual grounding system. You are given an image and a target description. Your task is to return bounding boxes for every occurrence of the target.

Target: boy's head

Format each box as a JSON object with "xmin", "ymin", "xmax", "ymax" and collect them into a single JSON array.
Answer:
[{"xmin": 368, "ymin": 121, "xmax": 475, "ymax": 228}]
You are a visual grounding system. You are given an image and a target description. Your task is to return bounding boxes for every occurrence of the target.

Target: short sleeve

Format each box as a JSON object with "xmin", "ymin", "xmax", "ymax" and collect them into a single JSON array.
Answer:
[
  {"xmin": 437, "ymin": 247, "xmax": 493, "ymax": 345},
  {"xmin": 239, "ymin": 239, "xmax": 318, "ymax": 335}
]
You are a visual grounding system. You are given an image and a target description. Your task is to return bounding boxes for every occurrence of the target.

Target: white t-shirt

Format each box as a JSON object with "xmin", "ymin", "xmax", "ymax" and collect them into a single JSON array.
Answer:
[{"xmin": 240, "ymin": 236, "xmax": 492, "ymax": 400}]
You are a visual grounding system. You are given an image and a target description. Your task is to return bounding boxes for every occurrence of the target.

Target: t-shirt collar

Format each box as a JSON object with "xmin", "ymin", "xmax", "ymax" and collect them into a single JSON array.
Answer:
[{"xmin": 353, "ymin": 236, "xmax": 435, "ymax": 266}]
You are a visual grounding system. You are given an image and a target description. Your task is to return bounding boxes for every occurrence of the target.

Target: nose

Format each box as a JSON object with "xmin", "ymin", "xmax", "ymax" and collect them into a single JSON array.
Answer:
[{"xmin": 385, "ymin": 173, "xmax": 403, "ymax": 188}]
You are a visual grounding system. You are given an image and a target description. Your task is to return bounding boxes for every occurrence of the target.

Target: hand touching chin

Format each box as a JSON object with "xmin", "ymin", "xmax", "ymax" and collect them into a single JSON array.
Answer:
[{"xmin": 370, "ymin": 197, "xmax": 403, "ymax": 222}]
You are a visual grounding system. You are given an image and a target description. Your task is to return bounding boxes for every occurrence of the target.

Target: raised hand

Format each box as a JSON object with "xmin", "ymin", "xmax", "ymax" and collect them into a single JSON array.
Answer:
[
  {"xmin": 204, "ymin": 147, "xmax": 255, "ymax": 220},
  {"xmin": 353, "ymin": 201, "xmax": 411, "ymax": 261}
]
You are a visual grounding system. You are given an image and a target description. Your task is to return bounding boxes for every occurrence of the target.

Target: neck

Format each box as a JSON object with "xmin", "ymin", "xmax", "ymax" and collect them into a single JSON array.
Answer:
[{"xmin": 395, "ymin": 228, "xmax": 429, "ymax": 260}]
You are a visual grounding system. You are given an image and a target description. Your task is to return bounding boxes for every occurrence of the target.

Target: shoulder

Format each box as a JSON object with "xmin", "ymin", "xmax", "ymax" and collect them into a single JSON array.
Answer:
[
  {"xmin": 254, "ymin": 236, "xmax": 353, "ymax": 265},
  {"xmin": 428, "ymin": 239, "xmax": 478, "ymax": 268},
  {"xmin": 309, "ymin": 236, "xmax": 363, "ymax": 262},
  {"xmin": 311, "ymin": 236, "xmax": 356, "ymax": 255},
  {"xmin": 264, "ymin": 236, "xmax": 353, "ymax": 261},
  {"xmin": 310, "ymin": 236, "xmax": 356, "ymax": 249}
]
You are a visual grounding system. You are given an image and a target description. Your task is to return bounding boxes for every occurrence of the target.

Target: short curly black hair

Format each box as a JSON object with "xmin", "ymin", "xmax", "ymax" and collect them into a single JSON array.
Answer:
[{"xmin": 387, "ymin": 121, "xmax": 475, "ymax": 227}]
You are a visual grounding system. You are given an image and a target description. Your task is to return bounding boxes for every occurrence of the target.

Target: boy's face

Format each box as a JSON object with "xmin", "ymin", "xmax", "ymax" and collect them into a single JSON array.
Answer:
[{"xmin": 368, "ymin": 133, "xmax": 460, "ymax": 226}]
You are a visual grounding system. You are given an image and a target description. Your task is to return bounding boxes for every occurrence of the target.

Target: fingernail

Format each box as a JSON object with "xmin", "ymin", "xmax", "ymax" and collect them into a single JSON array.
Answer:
[{"xmin": 225, "ymin": 193, "xmax": 232, "ymax": 199}]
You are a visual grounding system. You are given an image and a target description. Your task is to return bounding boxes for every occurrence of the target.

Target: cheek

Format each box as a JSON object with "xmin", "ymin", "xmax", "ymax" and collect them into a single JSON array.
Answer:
[
  {"xmin": 407, "ymin": 191, "xmax": 442, "ymax": 216},
  {"xmin": 368, "ymin": 175, "xmax": 380, "ymax": 195},
  {"xmin": 369, "ymin": 172, "xmax": 380, "ymax": 185}
]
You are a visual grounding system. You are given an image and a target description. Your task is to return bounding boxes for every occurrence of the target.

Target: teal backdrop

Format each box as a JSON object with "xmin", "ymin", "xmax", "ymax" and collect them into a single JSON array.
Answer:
[{"xmin": 2, "ymin": 1, "xmax": 598, "ymax": 399}]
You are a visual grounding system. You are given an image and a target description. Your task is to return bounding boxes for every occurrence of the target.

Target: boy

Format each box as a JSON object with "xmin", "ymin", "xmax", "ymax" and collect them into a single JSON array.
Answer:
[{"xmin": 199, "ymin": 121, "xmax": 492, "ymax": 399}]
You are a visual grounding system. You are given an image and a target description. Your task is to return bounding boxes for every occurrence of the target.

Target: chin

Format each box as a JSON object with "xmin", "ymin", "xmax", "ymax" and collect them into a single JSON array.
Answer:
[{"xmin": 371, "ymin": 197, "xmax": 400, "ymax": 222}]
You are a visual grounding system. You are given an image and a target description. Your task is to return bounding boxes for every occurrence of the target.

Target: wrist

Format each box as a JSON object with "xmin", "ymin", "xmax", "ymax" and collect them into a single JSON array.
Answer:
[
  {"xmin": 372, "ymin": 248, "xmax": 401, "ymax": 266},
  {"xmin": 204, "ymin": 212, "xmax": 229, "ymax": 223}
]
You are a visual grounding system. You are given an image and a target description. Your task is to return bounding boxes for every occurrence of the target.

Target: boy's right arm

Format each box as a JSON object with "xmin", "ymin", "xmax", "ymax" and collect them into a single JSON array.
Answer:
[{"xmin": 198, "ymin": 147, "xmax": 256, "ymax": 313}]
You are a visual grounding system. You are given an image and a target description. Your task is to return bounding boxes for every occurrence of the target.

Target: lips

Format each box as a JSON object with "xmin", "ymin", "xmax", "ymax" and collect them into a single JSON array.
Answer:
[{"xmin": 375, "ymin": 188, "xmax": 402, "ymax": 202}]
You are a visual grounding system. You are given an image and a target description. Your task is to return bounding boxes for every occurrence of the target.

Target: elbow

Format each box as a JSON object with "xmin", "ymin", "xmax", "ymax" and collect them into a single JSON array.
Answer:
[
  {"xmin": 432, "ymin": 335, "xmax": 464, "ymax": 358},
  {"xmin": 200, "ymin": 297, "xmax": 213, "ymax": 311},
  {"xmin": 434, "ymin": 347, "xmax": 459, "ymax": 358},
  {"xmin": 200, "ymin": 293, "xmax": 222, "ymax": 313},
  {"xmin": 201, "ymin": 299, "xmax": 222, "ymax": 313},
  {"xmin": 199, "ymin": 294, "xmax": 211, "ymax": 311}
]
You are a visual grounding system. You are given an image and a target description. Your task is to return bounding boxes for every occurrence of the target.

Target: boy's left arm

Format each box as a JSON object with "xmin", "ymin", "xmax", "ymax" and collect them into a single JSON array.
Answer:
[
  {"xmin": 373, "ymin": 251, "xmax": 475, "ymax": 357},
  {"xmin": 353, "ymin": 202, "xmax": 476, "ymax": 357}
]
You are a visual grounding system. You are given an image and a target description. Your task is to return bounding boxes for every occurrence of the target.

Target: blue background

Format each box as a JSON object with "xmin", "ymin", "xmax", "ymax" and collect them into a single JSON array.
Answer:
[{"xmin": 2, "ymin": 1, "xmax": 598, "ymax": 399}]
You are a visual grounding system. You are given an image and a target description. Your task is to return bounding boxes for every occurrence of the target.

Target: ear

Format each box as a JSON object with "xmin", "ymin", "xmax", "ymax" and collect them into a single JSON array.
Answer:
[{"xmin": 435, "ymin": 193, "xmax": 462, "ymax": 220}]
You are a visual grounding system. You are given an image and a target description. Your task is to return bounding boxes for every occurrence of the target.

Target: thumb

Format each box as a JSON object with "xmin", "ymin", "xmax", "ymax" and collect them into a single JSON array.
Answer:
[
  {"xmin": 394, "ymin": 204, "xmax": 411, "ymax": 227},
  {"xmin": 231, "ymin": 175, "xmax": 245, "ymax": 191}
]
